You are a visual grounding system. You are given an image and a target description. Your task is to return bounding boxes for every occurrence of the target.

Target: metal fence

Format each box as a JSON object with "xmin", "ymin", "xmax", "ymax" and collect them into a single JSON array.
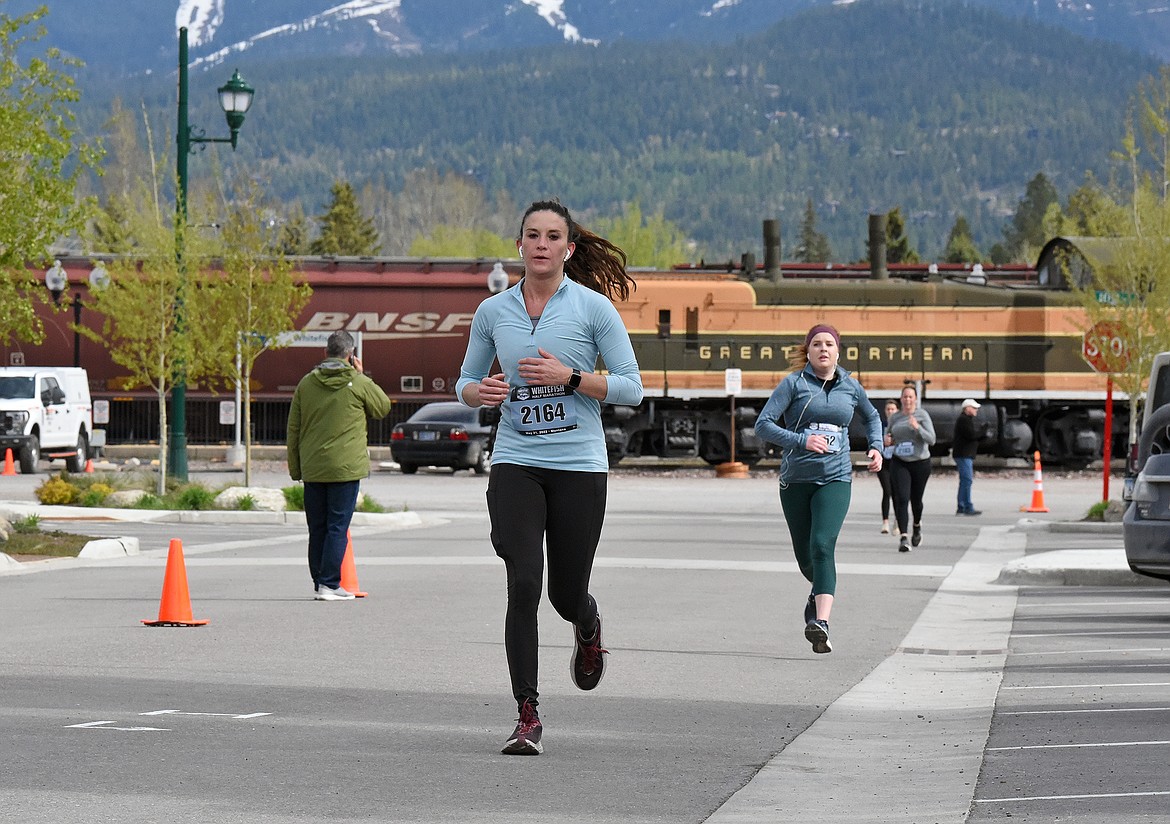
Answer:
[{"xmin": 98, "ymin": 397, "xmax": 432, "ymax": 446}]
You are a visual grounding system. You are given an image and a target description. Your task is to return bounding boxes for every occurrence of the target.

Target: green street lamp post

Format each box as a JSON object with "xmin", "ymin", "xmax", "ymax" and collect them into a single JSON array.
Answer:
[{"xmin": 169, "ymin": 26, "xmax": 255, "ymax": 480}]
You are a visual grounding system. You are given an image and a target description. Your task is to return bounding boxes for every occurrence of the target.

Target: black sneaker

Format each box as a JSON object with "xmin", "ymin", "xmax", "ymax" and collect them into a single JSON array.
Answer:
[
  {"xmin": 911, "ymin": 524, "xmax": 923, "ymax": 547},
  {"xmin": 501, "ymin": 700, "xmax": 542, "ymax": 755},
  {"xmin": 804, "ymin": 619, "xmax": 832, "ymax": 654},
  {"xmin": 898, "ymin": 534, "xmax": 911, "ymax": 553},
  {"xmin": 570, "ymin": 614, "xmax": 609, "ymax": 691},
  {"xmin": 804, "ymin": 590, "xmax": 816, "ymax": 625}
]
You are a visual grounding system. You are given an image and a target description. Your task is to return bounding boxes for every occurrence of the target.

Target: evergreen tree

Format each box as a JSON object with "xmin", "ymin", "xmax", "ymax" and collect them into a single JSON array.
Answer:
[
  {"xmin": 1003, "ymin": 172, "xmax": 1059, "ymax": 260},
  {"xmin": 943, "ymin": 216, "xmax": 982, "ymax": 263},
  {"xmin": 885, "ymin": 206, "xmax": 919, "ymax": 264},
  {"xmin": 796, "ymin": 198, "xmax": 833, "ymax": 262},
  {"xmin": 275, "ymin": 202, "xmax": 312, "ymax": 256},
  {"xmin": 310, "ymin": 181, "xmax": 380, "ymax": 256}
]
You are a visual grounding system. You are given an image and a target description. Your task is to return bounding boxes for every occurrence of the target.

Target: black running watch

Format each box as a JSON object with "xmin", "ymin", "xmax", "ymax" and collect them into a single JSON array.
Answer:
[{"xmin": 568, "ymin": 368, "xmax": 582, "ymax": 390}]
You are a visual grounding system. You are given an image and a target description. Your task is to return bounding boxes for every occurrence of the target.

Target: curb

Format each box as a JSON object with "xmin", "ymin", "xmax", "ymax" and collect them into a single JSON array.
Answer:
[{"xmin": 996, "ymin": 548, "xmax": 1159, "ymax": 587}]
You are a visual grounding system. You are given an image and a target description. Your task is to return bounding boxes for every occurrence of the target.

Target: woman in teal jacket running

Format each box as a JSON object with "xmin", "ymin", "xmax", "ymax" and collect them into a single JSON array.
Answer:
[{"xmin": 754, "ymin": 325, "xmax": 883, "ymax": 654}]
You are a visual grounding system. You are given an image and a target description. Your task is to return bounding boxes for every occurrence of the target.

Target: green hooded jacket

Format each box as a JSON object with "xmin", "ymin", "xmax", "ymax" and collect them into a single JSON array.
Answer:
[{"xmin": 287, "ymin": 358, "xmax": 391, "ymax": 482}]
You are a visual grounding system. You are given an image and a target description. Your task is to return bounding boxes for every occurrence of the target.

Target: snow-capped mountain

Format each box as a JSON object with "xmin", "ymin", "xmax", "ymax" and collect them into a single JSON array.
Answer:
[{"xmin": 6, "ymin": 0, "xmax": 1170, "ymax": 75}]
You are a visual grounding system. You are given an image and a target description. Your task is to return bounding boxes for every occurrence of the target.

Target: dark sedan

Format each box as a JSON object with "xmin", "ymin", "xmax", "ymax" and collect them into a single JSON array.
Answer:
[{"xmin": 390, "ymin": 402, "xmax": 494, "ymax": 475}]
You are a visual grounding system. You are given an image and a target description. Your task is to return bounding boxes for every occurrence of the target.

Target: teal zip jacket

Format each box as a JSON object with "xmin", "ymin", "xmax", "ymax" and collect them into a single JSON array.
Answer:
[
  {"xmin": 287, "ymin": 358, "xmax": 391, "ymax": 482},
  {"xmin": 754, "ymin": 364, "xmax": 882, "ymax": 485}
]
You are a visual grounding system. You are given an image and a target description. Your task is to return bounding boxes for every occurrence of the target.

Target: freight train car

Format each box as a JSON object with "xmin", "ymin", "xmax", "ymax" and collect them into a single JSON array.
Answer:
[{"xmin": 8, "ymin": 253, "xmax": 1122, "ymax": 467}]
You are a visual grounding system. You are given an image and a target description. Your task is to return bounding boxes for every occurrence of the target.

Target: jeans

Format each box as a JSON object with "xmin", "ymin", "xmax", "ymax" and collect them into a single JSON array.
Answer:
[
  {"xmin": 303, "ymin": 480, "xmax": 361, "ymax": 590},
  {"xmin": 955, "ymin": 456, "xmax": 975, "ymax": 513}
]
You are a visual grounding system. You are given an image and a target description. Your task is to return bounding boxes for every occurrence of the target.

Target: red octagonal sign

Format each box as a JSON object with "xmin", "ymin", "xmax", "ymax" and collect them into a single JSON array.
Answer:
[{"xmin": 1082, "ymin": 321, "xmax": 1129, "ymax": 373}]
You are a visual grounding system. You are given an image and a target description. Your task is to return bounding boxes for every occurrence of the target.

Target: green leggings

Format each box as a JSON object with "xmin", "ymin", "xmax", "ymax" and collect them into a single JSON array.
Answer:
[{"xmin": 778, "ymin": 481, "xmax": 851, "ymax": 596}]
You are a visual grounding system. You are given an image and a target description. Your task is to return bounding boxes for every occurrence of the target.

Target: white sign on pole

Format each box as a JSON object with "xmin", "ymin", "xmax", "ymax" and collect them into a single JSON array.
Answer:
[
  {"xmin": 219, "ymin": 400, "xmax": 236, "ymax": 426},
  {"xmin": 725, "ymin": 368, "xmax": 742, "ymax": 396},
  {"xmin": 92, "ymin": 399, "xmax": 109, "ymax": 424}
]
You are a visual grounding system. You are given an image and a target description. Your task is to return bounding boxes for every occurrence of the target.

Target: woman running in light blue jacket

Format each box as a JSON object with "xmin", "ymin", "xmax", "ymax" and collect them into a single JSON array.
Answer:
[
  {"xmin": 754, "ymin": 324, "xmax": 883, "ymax": 655},
  {"xmin": 456, "ymin": 200, "xmax": 642, "ymax": 756}
]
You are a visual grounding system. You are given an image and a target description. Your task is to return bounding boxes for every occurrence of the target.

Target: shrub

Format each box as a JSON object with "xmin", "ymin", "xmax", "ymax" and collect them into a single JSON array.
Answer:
[
  {"xmin": 1085, "ymin": 500, "xmax": 1109, "ymax": 521},
  {"xmin": 134, "ymin": 493, "xmax": 165, "ymax": 510},
  {"xmin": 36, "ymin": 475, "xmax": 79, "ymax": 505},
  {"xmin": 356, "ymin": 494, "xmax": 385, "ymax": 513},
  {"xmin": 79, "ymin": 482, "xmax": 115, "ymax": 507},
  {"xmin": 173, "ymin": 484, "xmax": 216, "ymax": 511},
  {"xmin": 236, "ymin": 494, "xmax": 256, "ymax": 511},
  {"xmin": 12, "ymin": 514, "xmax": 40, "ymax": 533},
  {"xmin": 283, "ymin": 484, "xmax": 305, "ymax": 511}
]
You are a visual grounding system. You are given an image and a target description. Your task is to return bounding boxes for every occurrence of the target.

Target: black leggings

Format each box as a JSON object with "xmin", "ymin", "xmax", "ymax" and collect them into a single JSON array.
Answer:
[
  {"xmin": 890, "ymin": 457, "xmax": 931, "ymax": 535},
  {"xmin": 877, "ymin": 465, "xmax": 894, "ymax": 520},
  {"xmin": 486, "ymin": 463, "xmax": 607, "ymax": 709}
]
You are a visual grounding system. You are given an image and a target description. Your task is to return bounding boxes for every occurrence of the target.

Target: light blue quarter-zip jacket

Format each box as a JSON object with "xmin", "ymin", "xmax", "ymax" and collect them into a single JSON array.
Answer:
[{"xmin": 456, "ymin": 276, "xmax": 642, "ymax": 472}]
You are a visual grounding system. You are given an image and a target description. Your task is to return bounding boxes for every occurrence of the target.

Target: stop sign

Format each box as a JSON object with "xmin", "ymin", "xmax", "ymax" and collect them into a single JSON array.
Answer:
[{"xmin": 1082, "ymin": 320, "xmax": 1129, "ymax": 373}]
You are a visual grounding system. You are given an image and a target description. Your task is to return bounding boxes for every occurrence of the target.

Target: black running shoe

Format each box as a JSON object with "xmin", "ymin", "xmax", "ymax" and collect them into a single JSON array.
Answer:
[
  {"xmin": 898, "ymin": 534, "xmax": 911, "ymax": 553},
  {"xmin": 912, "ymin": 524, "xmax": 922, "ymax": 547},
  {"xmin": 570, "ymin": 614, "xmax": 608, "ymax": 691},
  {"xmin": 804, "ymin": 619, "xmax": 832, "ymax": 654},
  {"xmin": 804, "ymin": 590, "xmax": 816, "ymax": 625},
  {"xmin": 501, "ymin": 700, "xmax": 542, "ymax": 755}
]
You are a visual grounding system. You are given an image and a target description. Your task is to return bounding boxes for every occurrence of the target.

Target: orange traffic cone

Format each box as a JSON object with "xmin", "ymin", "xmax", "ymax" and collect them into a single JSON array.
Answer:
[
  {"xmin": 142, "ymin": 538, "xmax": 209, "ymax": 626},
  {"xmin": 1021, "ymin": 450, "xmax": 1049, "ymax": 513},
  {"xmin": 339, "ymin": 530, "xmax": 368, "ymax": 598},
  {"xmin": 84, "ymin": 458, "xmax": 94, "ymax": 473},
  {"xmin": 2, "ymin": 448, "xmax": 15, "ymax": 476}
]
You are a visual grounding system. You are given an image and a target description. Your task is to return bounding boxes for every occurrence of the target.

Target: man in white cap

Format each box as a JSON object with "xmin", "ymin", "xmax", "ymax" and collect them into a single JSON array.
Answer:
[{"xmin": 953, "ymin": 399, "xmax": 983, "ymax": 515}]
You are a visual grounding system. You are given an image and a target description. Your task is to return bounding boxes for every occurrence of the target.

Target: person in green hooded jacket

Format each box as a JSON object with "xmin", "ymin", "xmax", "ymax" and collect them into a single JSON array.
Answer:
[{"xmin": 287, "ymin": 330, "xmax": 391, "ymax": 600}]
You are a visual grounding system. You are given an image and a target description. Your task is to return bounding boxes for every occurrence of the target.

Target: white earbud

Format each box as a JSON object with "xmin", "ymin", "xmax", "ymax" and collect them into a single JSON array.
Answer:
[
  {"xmin": 564, "ymin": 252, "xmax": 571, "ymax": 262},
  {"xmin": 518, "ymin": 247, "xmax": 524, "ymax": 258}
]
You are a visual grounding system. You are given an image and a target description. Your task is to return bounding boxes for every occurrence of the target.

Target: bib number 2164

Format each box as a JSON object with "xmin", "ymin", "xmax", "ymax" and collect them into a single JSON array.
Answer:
[{"xmin": 509, "ymin": 384, "xmax": 578, "ymax": 436}]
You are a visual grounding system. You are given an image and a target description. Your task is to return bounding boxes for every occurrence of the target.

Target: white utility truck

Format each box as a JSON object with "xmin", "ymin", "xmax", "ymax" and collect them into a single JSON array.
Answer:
[{"xmin": 0, "ymin": 367, "xmax": 96, "ymax": 473}]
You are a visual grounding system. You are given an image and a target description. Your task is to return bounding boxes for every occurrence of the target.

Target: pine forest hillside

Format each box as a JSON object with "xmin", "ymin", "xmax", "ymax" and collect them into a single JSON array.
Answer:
[{"xmin": 72, "ymin": 0, "xmax": 1163, "ymax": 262}]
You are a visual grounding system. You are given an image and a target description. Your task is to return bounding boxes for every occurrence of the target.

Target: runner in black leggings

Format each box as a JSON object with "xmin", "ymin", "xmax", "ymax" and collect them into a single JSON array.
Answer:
[
  {"xmin": 455, "ymin": 200, "xmax": 643, "ymax": 755},
  {"xmin": 887, "ymin": 385, "xmax": 936, "ymax": 552},
  {"xmin": 877, "ymin": 399, "xmax": 899, "ymax": 534}
]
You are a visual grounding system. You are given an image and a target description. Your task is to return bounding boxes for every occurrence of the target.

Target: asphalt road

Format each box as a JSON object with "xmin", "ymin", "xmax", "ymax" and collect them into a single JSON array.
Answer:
[{"xmin": 1, "ymin": 464, "xmax": 1167, "ymax": 822}]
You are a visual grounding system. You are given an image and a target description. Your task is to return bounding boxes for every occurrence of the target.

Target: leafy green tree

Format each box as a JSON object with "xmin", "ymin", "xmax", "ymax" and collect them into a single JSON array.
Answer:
[
  {"xmin": 202, "ymin": 179, "xmax": 312, "ymax": 485},
  {"xmin": 886, "ymin": 206, "xmax": 919, "ymax": 264},
  {"xmin": 409, "ymin": 226, "xmax": 514, "ymax": 259},
  {"xmin": 77, "ymin": 192, "xmax": 218, "ymax": 493},
  {"xmin": 0, "ymin": 6, "xmax": 99, "ymax": 346},
  {"xmin": 943, "ymin": 215, "xmax": 982, "ymax": 263},
  {"xmin": 795, "ymin": 198, "xmax": 832, "ymax": 262},
  {"xmin": 592, "ymin": 202, "xmax": 691, "ymax": 269},
  {"xmin": 1066, "ymin": 66, "xmax": 1170, "ymax": 450},
  {"xmin": 310, "ymin": 180, "xmax": 380, "ymax": 256},
  {"xmin": 1003, "ymin": 172, "xmax": 1059, "ymax": 261},
  {"xmin": 362, "ymin": 170, "xmax": 514, "ymax": 256}
]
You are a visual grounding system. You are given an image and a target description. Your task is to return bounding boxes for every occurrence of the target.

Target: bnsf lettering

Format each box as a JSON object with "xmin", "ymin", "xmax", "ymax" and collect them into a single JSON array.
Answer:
[{"xmin": 303, "ymin": 312, "xmax": 474, "ymax": 334}]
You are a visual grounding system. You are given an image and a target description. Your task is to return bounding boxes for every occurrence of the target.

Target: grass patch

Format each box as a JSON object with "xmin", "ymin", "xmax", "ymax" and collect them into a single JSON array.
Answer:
[{"xmin": 2, "ymin": 529, "xmax": 94, "ymax": 558}]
